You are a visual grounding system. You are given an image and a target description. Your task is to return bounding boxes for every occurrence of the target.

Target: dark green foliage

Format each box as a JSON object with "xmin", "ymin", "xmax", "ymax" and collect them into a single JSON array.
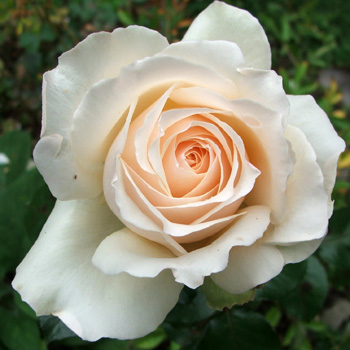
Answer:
[{"xmin": 198, "ymin": 309, "xmax": 281, "ymax": 350}]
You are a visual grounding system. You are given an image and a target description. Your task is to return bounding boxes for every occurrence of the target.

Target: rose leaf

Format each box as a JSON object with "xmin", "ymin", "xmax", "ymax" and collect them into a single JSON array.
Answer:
[
  {"xmin": 198, "ymin": 309, "xmax": 281, "ymax": 350},
  {"xmin": 255, "ymin": 260, "xmax": 308, "ymax": 301},
  {"xmin": 0, "ymin": 131, "xmax": 31, "ymax": 187},
  {"xmin": 279, "ymin": 256, "xmax": 328, "ymax": 320},
  {"xmin": 201, "ymin": 277, "xmax": 255, "ymax": 311}
]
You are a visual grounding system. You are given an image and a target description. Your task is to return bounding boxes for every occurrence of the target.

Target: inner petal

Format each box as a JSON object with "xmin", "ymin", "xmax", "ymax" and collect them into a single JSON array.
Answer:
[{"xmin": 177, "ymin": 141, "xmax": 210, "ymax": 174}]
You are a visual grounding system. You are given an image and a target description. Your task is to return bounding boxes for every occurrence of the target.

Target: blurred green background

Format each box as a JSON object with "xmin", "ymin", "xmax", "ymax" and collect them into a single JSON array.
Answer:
[{"xmin": 0, "ymin": 0, "xmax": 349, "ymax": 349}]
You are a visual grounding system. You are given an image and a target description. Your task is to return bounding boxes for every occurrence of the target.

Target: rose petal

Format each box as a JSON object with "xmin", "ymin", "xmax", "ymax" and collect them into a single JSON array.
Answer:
[
  {"xmin": 211, "ymin": 243, "xmax": 284, "ymax": 294},
  {"xmin": 105, "ymin": 134, "xmax": 188, "ymax": 254},
  {"xmin": 170, "ymin": 68, "xmax": 289, "ymax": 128},
  {"xmin": 160, "ymin": 40, "xmax": 246, "ymax": 80},
  {"xmin": 265, "ymin": 126, "xmax": 329, "ymax": 244},
  {"xmin": 38, "ymin": 27, "xmax": 169, "ymax": 200},
  {"xmin": 156, "ymin": 108, "xmax": 259, "ymax": 204},
  {"xmin": 33, "ymin": 135, "xmax": 102, "ymax": 199},
  {"xmin": 288, "ymin": 95, "xmax": 345, "ymax": 208},
  {"xmin": 42, "ymin": 26, "xmax": 168, "ymax": 138},
  {"xmin": 277, "ymin": 238, "xmax": 324, "ymax": 264},
  {"xmin": 105, "ymin": 98, "xmax": 259, "ymax": 244},
  {"xmin": 235, "ymin": 68, "xmax": 290, "ymax": 127},
  {"xmin": 182, "ymin": 1, "xmax": 271, "ymax": 70},
  {"xmin": 134, "ymin": 85, "xmax": 176, "ymax": 174},
  {"xmin": 12, "ymin": 198, "xmax": 182, "ymax": 341},
  {"xmin": 123, "ymin": 160, "xmax": 218, "ymax": 209},
  {"xmin": 154, "ymin": 109, "xmax": 236, "ymax": 193},
  {"xmin": 121, "ymin": 160, "xmax": 242, "ymax": 243},
  {"xmin": 71, "ymin": 56, "xmax": 238, "ymax": 165},
  {"xmin": 93, "ymin": 205, "xmax": 271, "ymax": 289},
  {"xmin": 171, "ymin": 87, "xmax": 292, "ymax": 222}
]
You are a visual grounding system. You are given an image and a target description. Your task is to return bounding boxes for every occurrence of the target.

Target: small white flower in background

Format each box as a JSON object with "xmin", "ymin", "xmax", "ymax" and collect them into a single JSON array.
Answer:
[
  {"xmin": 12, "ymin": 1, "xmax": 345, "ymax": 341},
  {"xmin": 0, "ymin": 153, "xmax": 10, "ymax": 166}
]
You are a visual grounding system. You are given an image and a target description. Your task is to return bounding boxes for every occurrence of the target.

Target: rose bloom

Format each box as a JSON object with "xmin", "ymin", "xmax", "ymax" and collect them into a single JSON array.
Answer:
[{"xmin": 13, "ymin": 1, "xmax": 344, "ymax": 341}]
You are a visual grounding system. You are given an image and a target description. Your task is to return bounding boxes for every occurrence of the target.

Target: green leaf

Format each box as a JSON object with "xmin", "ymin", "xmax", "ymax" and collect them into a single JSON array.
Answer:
[
  {"xmin": 5, "ymin": 167, "xmax": 44, "ymax": 206},
  {"xmin": 287, "ymin": 322, "xmax": 312, "ymax": 350},
  {"xmin": 0, "ymin": 131, "xmax": 31, "ymax": 187},
  {"xmin": 164, "ymin": 288, "xmax": 214, "ymax": 349},
  {"xmin": 280, "ymin": 257, "xmax": 328, "ymax": 320},
  {"xmin": 18, "ymin": 31, "xmax": 41, "ymax": 53},
  {"xmin": 328, "ymin": 207, "xmax": 350, "ymax": 234},
  {"xmin": 117, "ymin": 10, "xmax": 134, "ymax": 26},
  {"xmin": 256, "ymin": 260, "xmax": 307, "ymax": 300},
  {"xmin": 13, "ymin": 291, "xmax": 37, "ymax": 320},
  {"xmin": 165, "ymin": 287, "xmax": 214, "ymax": 325},
  {"xmin": 201, "ymin": 277, "xmax": 255, "ymax": 311},
  {"xmin": 0, "ymin": 283, "xmax": 11, "ymax": 300},
  {"xmin": 0, "ymin": 167, "xmax": 53, "ymax": 279},
  {"xmin": 39, "ymin": 315, "xmax": 76, "ymax": 343},
  {"xmin": 283, "ymin": 324, "xmax": 297, "ymax": 347},
  {"xmin": 294, "ymin": 61, "xmax": 309, "ymax": 84},
  {"xmin": 0, "ymin": 192, "xmax": 28, "ymax": 279},
  {"xmin": 319, "ymin": 231, "xmax": 350, "ymax": 287},
  {"xmin": 0, "ymin": 307, "xmax": 41, "ymax": 350},
  {"xmin": 265, "ymin": 306, "xmax": 282, "ymax": 328},
  {"xmin": 169, "ymin": 342, "xmax": 181, "ymax": 350},
  {"xmin": 304, "ymin": 320, "xmax": 327, "ymax": 333},
  {"xmin": 132, "ymin": 327, "xmax": 166, "ymax": 349},
  {"xmin": 198, "ymin": 309, "xmax": 281, "ymax": 350},
  {"xmin": 319, "ymin": 207, "xmax": 350, "ymax": 288}
]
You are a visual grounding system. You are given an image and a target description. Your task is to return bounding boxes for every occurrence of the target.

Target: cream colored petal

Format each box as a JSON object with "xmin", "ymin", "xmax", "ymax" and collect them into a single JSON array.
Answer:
[
  {"xmin": 124, "ymin": 161, "xmax": 218, "ymax": 209},
  {"xmin": 12, "ymin": 198, "xmax": 183, "ymax": 341},
  {"xmin": 160, "ymin": 40, "xmax": 245, "ymax": 80},
  {"xmin": 71, "ymin": 56, "xmax": 237, "ymax": 166},
  {"xmin": 288, "ymin": 95, "xmax": 345, "ymax": 205},
  {"xmin": 42, "ymin": 26, "xmax": 168, "ymax": 138},
  {"xmin": 235, "ymin": 68, "xmax": 290, "ymax": 126},
  {"xmin": 277, "ymin": 238, "xmax": 324, "ymax": 264},
  {"xmin": 93, "ymin": 205, "xmax": 271, "ymax": 289},
  {"xmin": 170, "ymin": 67, "xmax": 290, "ymax": 128},
  {"xmin": 105, "ymin": 99, "xmax": 259, "ymax": 243},
  {"xmin": 134, "ymin": 85, "xmax": 176, "ymax": 174},
  {"xmin": 171, "ymin": 88, "xmax": 293, "ymax": 222},
  {"xmin": 265, "ymin": 126, "xmax": 329, "ymax": 244},
  {"xmin": 158, "ymin": 108, "xmax": 259, "ymax": 204},
  {"xmin": 104, "ymin": 126, "xmax": 187, "ymax": 255},
  {"xmin": 211, "ymin": 243, "xmax": 284, "ymax": 294},
  {"xmin": 38, "ymin": 27, "xmax": 168, "ymax": 200},
  {"xmin": 33, "ymin": 135, "xmax": 102, "ymax": 200},
  {"xmin": 183, "ymin": 1, "xmax": 271, "ymax": 69},
  {"xmin": 121, "ymin": 160, "xmax": 241, "ymax": 243}
]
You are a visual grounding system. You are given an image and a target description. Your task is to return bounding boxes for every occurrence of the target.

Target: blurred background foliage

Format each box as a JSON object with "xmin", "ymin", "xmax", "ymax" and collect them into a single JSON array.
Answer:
[{"xmin": 0, "ymin": 0, "xmax": 349, "ymax": 349}]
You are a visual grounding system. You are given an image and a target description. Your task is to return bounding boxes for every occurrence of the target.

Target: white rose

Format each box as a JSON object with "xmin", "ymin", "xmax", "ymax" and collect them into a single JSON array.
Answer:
[{"xmin": 12, "ymin": 1, "xmax": 345, "ymax": 341}]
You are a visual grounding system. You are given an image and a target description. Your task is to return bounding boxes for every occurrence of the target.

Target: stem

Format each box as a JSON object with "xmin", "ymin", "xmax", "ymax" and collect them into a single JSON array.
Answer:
[{"xmin": 225, "ymin": 307, "xmax": 234, "ymax": 337}]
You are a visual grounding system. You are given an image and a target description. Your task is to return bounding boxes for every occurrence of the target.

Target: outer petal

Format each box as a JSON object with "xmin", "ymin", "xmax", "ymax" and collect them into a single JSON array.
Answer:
[
  {"xmin": 183, "ymin": 1, "xmax": 271, "ymax": 70},
  {"xmin": 71, "ymin": 56, "xmax": 238, "ymax": 165},
  {"xmin": 33, "ymin": 135, "xmax": 103, "ymax": 200},
  {"xmin": 159, "ymin": 40, "xmax": 246, "ymax": 80},
  {"xmin": 38, "ymin": 26, "xmax": 169, "ymax": 200},
  {"xmin": 265, "ymin": 126, "xmax": 329, "ymax": 244},
  {"xmin": 92, "ymin": 205, "xmax": 271, "ymax": 289},
  {"xmin": 160, "ymin": 42, "xmax": 288, "ymax": 123},
  {"xmin": 211, "ymin": 243, "xmax": 284, "ymax": 294},
  {"xmin": 42, "ymin": 26, "xmax": 169, "ymax": 138},
  {"xmin": 12, "ymin": 198, "xmax": 182, "ymax": 341},
  {"xmin": 287, "ymin": 95, "xmax": 345, "ymax": 201},
  {"xmin": 235, "ymin": 68, "xmax": 289, "ymax": 127},
  {"xmin": 277, "ymin": 238, "xmax": 323, "ymax": 264}
]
